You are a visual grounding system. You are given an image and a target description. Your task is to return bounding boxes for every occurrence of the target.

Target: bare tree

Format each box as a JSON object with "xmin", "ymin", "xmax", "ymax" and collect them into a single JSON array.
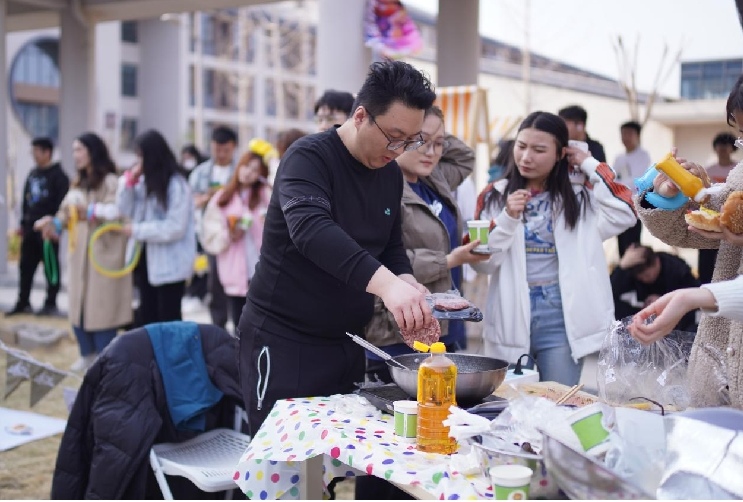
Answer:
[{"xmin": 612, "ymin": 35, "xmax": 682, "ymax": 126}]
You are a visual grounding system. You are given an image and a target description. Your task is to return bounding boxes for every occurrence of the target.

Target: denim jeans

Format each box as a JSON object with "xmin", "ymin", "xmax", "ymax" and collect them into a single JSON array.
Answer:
[
  {"xmin": 72, "ymin": 326, "xmax": 117, "ymax": 356},
  {"xmin": 528, "ymin": 282, "xmax": 583, "ymax": 386}
]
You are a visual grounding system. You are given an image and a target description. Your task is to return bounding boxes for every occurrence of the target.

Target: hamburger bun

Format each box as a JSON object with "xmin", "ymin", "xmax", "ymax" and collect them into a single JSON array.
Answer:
[
  {"xmin": 720, "ymin": 191, "xmax": 743, "ymax": 234},
  {"xmin": 685, "ymin": 207, "xmax": 722, "ymax": 232}
]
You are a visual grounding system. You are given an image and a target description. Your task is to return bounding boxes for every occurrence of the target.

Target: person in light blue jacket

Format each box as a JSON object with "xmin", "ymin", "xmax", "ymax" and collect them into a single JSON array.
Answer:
[{"xmin": 118, "ymin": 129, "xmax": 196, "ymax": 326}]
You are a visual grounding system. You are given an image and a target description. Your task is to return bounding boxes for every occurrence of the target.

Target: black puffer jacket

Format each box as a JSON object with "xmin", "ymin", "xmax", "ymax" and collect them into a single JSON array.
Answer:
[{"xmin": 51, "ymin": 325, "xmax": 242, "ymax": 499}]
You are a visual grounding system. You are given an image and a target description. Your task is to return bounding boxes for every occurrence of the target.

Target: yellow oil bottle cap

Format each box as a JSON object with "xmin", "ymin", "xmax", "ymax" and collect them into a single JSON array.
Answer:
[
  {"xmin": 413, "ymin": 341, "xmax": 430, "ymax": 353},
  {"xmin": 430, "ymin": 342, "xmax": 446, "ymax": 353}
]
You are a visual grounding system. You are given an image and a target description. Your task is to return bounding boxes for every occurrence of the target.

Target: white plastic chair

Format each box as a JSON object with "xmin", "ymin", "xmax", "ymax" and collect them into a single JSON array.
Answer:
[{"xmin": 149, "ymin": 408, "xmax": 251, "ymax": 499}]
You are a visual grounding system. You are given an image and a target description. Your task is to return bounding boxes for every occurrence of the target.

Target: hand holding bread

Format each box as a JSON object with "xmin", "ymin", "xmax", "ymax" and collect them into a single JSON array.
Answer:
[{"xmin": 685, "ymin": 190, "xmax": 743, "ymax": 234}]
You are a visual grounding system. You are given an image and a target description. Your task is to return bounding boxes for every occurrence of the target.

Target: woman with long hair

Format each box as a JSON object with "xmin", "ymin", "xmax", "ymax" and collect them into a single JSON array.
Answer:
[
  {"xmin": 36, "ymin": 132, "xmax": 132, "ymax": 372},
  {"xmin": 364, "ymin": 106, "xmax": 488, "ymax": 381},
  {"xmin": 471, "ymin": 111, "xmax": 636, "ymax": 385},
  {"xmin": 117, "ymin": 129, "xmax": 195, "ymax": 326},
  {"xmin": 201, "ymin": 143, "xmax": 272, "ymax": 327}
]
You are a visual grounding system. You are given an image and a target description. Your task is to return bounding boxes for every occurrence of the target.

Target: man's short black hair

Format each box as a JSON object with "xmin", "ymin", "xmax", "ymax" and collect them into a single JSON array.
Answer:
[
  {"xmin": 314, "ymin": 90, "xmax": 355, "ymax": 116},
  {"xmin": 211, "ymin": 126, "xmax": 238, "ymax": 145},
  {"xmin": 557, "ymin": 105, "xmax": 587, "ymax": 124},
  {"xmin": 621, "ymin": 120, "xmax": 642, "ymax": 135},
  {"xmin": 713, "ymin": 132, "xmax": 737, "ymax": 150},
  {"xmin": 32, "ymin": 137, "xmax": 54, "ymax": 152},
  {"xmin": 628, "ymin": 246, "xmax": 657, "ymax": 277},
  {"xmin": 352, "ymin": 60, "xmax": 436, "ymax": 118}
]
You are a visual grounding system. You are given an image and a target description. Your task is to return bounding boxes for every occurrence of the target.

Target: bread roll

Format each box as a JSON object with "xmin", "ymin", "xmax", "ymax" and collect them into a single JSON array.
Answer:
[
  {"xmin": 721, "ymin": 191, "xmax": 743, "ymax": 234},
  {"xmin": 685, "ymin": 207, "xmax": 722, "ymax": 232}
]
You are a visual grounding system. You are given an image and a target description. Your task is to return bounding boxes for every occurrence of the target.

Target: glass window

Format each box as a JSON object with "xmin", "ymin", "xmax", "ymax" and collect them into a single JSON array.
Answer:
[
  {"xmin": 282, "ymin": 81, "xmax": 300, "ymax": 119},
  {"xmin": 265, "ymin": 78, "xmax": 277, "ymax": 116},
  {"xmin": 681, "ymin": 59, "xmax": 743, "ymax": 100},
  {"xmin": 120, "ymin": 117, "xmax": 138, "ymax": 151},
  {"xmin": 121, "ymin": 21, "xmax": 138, "ymax": 43},
  {"xmin": 121, "ymin": 64, "xmax": 138, "ymax": 97},
  {"xmin": 305, "ymin": 86, "xmax": 316, "ymax": 121},
  {"xmin": 9, "ymin": 37, "xmax": 60, "ymax": 140}
]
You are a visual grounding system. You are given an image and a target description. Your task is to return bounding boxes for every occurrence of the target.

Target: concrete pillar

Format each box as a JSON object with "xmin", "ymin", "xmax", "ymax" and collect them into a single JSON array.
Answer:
[
  {"xmin": 139, "ymin": 18, "xmax": 183, "ymax": 149},
  {"xmin": 436, "ymin": 0, "xmax": 479, "ymax": 86},
  {"xmin": 0, "ymin": 0, "xmax": 8, "ymax": 272},
  {"xmin": 317, "ymin": 0, "xmax": 369, "ymax": 96},
  {"xmin": 59, "ymin": 9, "xmax": 95, "ymax": 176}
]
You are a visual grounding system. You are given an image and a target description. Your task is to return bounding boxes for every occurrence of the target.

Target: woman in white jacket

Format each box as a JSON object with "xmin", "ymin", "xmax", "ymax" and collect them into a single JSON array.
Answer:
[{"xmin": 471, "ymin": 111, "xmax": 636, "ymax": 385}]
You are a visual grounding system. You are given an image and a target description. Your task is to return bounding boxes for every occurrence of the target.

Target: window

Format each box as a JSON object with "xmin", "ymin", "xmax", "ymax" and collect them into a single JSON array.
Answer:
[
  {"xmin": 203, "ymin": 69, "xmax": 237, "ymax": 110},
  {"xmin": 121, "ymin": 64, "xmax": 138, "ymax": 97},
  {"xmin": 120, "ymin": 117, "xmax": 138, "ymax": 151},
  {"xmin": 305, "ymin": 86, "xmax": 316, "ymax": 120},
  {"xmin": 265, "ymin": 78, "xmax": 277, "ymax": 116},
  {"xmin": 681, "ymin": 59, "xmax": 743, "ymax": 100},
  {"xmin": 283, "ymin": 81, "xmax": 301, "ymax": 119},
  {"xmin": 9, "ymin": 37, "xmax": 60, "ymax": 140},
  {"xmin": 121, "ymin": 21, "xmax": 138, "ymax": 43},
  {"xmin": 201, "ymin": 11, "xmax": 237, "ymax": 59}
]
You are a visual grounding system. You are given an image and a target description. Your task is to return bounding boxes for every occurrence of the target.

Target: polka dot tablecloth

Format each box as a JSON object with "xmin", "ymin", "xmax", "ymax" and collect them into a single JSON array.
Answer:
[{"xmin": 233, "ymin": 396, "xmax": 494, "ymax": 500}]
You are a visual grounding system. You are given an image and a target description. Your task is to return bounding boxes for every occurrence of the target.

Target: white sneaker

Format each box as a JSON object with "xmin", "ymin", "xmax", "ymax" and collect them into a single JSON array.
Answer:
[{"xmin": 70, "ymin": 354, "xmax": 97, "ymax": 373}]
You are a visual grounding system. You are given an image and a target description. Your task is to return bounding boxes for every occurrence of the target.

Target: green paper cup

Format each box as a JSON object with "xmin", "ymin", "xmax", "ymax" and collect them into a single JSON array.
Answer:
[
  {"xmin": 489, "ymin": 464, "xmax": 532, "ymax": 500},
  {"xmin": 467, "ymin": 220, "xmax": 490, "ymax": 250},
  {"xmin": 393, "ymin": 400, "xmax": 417, "ymax": 443},
  {"xmin": 568, "ymin": 405, "xmax": 611, "ymax": 453}
]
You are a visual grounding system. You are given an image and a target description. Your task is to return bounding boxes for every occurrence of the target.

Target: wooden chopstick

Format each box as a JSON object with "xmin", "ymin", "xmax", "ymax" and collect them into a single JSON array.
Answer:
[{"xmin": 555, "ymin": 383, "xmax": 584, "ymax": 405}]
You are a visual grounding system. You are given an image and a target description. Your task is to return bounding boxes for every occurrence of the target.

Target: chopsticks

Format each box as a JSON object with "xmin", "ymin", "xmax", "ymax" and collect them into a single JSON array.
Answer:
[{"xmin": 555, "ymin": 383, "xmax": 584, "ymax": 405}]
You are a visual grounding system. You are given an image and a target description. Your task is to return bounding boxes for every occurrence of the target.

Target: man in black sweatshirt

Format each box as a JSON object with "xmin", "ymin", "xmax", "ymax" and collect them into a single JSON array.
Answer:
[
  {"xmin": 7, "ymin": 137, "xmax": 69, "ymax": 316},
  {"xmin": 238, "ymin": 61, "xmax": 436, "ymax": 436}
]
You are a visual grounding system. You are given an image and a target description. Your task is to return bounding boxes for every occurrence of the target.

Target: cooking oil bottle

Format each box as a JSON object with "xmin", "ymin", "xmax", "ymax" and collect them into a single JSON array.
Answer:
[{"xmin": 414, "ymin": 341, "xmax": 458, "ymax": 454}]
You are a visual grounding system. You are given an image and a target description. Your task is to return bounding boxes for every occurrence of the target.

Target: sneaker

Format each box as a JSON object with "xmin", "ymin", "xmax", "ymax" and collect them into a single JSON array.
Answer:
[
  {"xmin": 36, "ymin": 304, "xmax": 64, "ymax": 317},
  {"xmin": 5, "ymin": 303, "xmax": 34, "ymax": 317},
  {"xmin": 70, "ymin": 354, "xmax": 97, "ymax": 373}
]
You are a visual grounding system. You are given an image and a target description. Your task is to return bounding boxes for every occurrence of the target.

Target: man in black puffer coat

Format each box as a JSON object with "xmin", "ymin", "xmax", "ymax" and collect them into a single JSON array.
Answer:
[{"xmin": 51, "ymin": 324, "xmax": 243, "ymax": 499}]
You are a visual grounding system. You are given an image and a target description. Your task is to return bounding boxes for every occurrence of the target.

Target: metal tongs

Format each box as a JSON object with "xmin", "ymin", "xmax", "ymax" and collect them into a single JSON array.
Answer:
[{"xmin": 346, "ymin": 332, "xmax": 409, "ymax": 369}]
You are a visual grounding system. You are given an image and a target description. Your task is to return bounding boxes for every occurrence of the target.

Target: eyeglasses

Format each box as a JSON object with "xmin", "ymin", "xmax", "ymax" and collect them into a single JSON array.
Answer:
[
  {"xmin": 416, "ymin": 139, "xmax": 449, "ymax": 154},
  {"xmin": 368, "ymin": 112, "xmax": 425, "ymax": 152}
]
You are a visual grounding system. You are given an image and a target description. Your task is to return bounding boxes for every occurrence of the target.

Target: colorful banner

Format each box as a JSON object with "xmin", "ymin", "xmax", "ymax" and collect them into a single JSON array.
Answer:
[{"xmin": 364, "ymin": 0, "xmax": 423, "ymax": 59}]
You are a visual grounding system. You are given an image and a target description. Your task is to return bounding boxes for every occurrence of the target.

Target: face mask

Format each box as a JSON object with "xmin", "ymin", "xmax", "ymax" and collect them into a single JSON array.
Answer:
[{"xmin": 183, "ymin": 158, "xmax": 197, "ymax": 170}]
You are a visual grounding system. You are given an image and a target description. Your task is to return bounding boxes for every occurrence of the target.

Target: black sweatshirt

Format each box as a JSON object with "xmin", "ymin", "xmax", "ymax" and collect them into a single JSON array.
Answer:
[
  {"xmin": 21, "ymin": 162, "xmax": 70, "ymax": 232},
  {"xmin": 240, "ymin": 129, "xmax": 413, "ymax": 340}
]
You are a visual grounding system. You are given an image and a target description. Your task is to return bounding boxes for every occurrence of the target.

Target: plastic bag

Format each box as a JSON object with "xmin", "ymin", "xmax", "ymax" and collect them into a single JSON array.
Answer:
[
  {"xmin": 426, "ymin": 290, "xmax": 483, "ymax": 322},
  {"xmin": 597, "ymin": 317, "xmax": 695, "ymax": 411}
]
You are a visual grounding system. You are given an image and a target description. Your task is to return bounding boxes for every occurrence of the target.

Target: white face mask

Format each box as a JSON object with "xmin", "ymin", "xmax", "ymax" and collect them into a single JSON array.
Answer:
[{"xmin": 183, "ymin": 158, "xmax": 197, "ymax": 170}]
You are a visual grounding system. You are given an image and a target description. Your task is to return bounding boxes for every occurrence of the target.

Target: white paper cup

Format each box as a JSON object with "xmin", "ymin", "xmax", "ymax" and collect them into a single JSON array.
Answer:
[
  {"xmin": 489, "ymin": 464, "xmax": 533, "ymax": 500},
  {"xmin": 568, "ymin": 404, "xmax": 611, "ymax": 454},
  {"xmin": 467, "ymin": 220, "xmax": 490, "ymax": 250},
  {"xmin": 393, "ymin": 400, "xmax": 418, "ymax": 443}
]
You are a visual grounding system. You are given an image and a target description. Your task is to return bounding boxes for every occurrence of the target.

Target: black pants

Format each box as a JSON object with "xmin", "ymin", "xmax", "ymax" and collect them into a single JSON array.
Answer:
[
  {"xmin": 239, "ymin": 323, "xmax": 365, "ymax": 437},
  {"xmin": 207, "ymin": 254, "xmax": 229, "ymax": 329},
  {"xmin": 698, "ymin": 248, "xmax": 718, "ymax": 284},
  {"xmin": 228, "ymin": 295, "xmax": 246, "ymax": 330},
  {"xmin": 18, "ymin": 229, "xmax": 59, "ymax": 308},
  {"xmin": 134, "ymin": 247, "xmax": 185, "ymax": 327},
  {"xmin": 617, "ymin": 220, "xmax": 642, "ymax": 258},
  {"xmin": 186, "ymin": 242, "xmax": 208, "ymax": 300}
]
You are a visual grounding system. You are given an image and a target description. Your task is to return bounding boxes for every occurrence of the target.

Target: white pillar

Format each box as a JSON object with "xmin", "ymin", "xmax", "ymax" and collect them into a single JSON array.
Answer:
[
  {"xmin": 436, "ymin": 0, "xmax": 479, "ymax": 86},
  {"xmin": 0, "ymin": 0, "xmax": 8, "ymax": 272},
  {"xmin": 317, "ymin": 0, "xmax": 369, "ymax": 96},
  {"xmin": 59, "ymin": 9, "xmax": 95, "ymax": 175},
  {"xmin": 139, "ymin": 18, "xmax": 183, "ymax": 149}
]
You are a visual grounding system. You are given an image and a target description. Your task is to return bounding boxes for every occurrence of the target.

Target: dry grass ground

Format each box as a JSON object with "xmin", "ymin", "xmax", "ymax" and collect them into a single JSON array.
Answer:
[
  {"xmin": 0, "ymin": 313, "xmax": 80, "ymax": 499},
  {"xmin": 0, "ymin": 313, "xmax": 358, "ymax": 500}
]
